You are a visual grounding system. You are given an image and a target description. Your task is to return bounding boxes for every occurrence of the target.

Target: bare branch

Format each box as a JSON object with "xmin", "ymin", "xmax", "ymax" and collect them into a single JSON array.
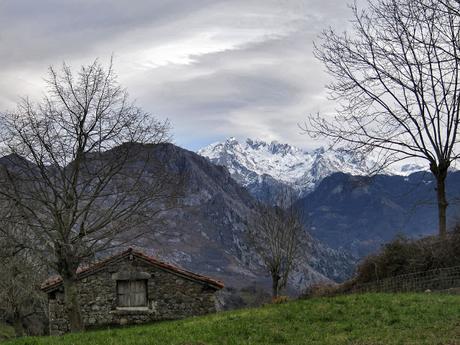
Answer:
[{"xmin": 305, "ymin": 0, "xmax": 460, "ymax": 237}]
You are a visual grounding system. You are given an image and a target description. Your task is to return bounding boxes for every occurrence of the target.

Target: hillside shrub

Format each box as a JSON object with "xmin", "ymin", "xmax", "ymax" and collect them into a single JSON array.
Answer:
[
  {"xmin": 301, "ymin": 283, "xmax": 339, "ymax": 298},
  {"xmin": 352, "ymin": 227, "xmax": 460, "ymax": 285}
]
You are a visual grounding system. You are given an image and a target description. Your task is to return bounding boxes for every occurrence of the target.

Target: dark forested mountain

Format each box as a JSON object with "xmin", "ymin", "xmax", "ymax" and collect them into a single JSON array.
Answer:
[
  {"xmin": 0, "ymin": 143, "xmax": 355, "ymax": 295},
  {"xmin": 296, "ymin": 171, "xmax": 460, "ymax": 257}
]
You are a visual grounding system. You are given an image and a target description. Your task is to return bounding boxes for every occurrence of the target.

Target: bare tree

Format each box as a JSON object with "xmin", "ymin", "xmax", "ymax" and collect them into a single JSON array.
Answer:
[
  {"xmin": 246, "ymin": 194, "xmax": 304, "ymax": 298},
  {"xmin": 0, "ymin": 60, "xmax": 181, "ymax": 332},
  {"xmin": 438, "ymin": 0, "xmax": 460, "ymax": 15},
  {"xmin": 305, "ymin": 0, "xmax": 460, "ymax": 237}
]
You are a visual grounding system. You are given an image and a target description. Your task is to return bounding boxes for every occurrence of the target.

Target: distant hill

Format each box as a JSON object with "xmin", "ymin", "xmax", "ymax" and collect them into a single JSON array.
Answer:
[{"xmin": 296, "ymin": 171, "xmax": 460, "ymax": 257}]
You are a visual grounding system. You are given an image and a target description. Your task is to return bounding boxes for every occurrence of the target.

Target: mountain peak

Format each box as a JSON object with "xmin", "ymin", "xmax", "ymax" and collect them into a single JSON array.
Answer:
[
  {"xmin": 198, "ymin": 137, "xmax": 428, "ymax": 201},
  {"xmin": 226, "ymin": 137, "xmax": 239, "ymax": 144}
]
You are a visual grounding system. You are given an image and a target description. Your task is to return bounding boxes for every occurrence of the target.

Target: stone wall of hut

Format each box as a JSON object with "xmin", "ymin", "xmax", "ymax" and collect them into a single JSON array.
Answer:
[{"xmin": 48, "ymin": 256, "xmax": 218, "ymax": 335}]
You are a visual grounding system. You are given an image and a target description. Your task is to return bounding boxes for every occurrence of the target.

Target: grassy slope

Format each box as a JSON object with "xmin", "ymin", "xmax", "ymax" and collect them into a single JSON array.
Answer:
[{"xmin": 5, "ymin": 293, "xmax": 460, "ymax": 345}]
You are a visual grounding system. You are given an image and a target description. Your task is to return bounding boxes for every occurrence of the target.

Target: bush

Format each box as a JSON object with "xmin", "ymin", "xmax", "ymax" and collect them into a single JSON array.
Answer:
[
  {"xmin": 216, "ymin": 285, "xmax": 272, "ymax": 311},
  {"xmin": 352, "ymin": 227, "xmax": 460, "ymax": 285},
  {"xmin": 301, "ymin": 283, "xmax": 339, "ymax": 298}
]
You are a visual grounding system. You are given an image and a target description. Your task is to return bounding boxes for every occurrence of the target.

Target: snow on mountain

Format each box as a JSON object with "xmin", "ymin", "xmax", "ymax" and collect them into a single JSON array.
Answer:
[{"xmin": 197, "ymin": 137, "xmax": 426, "ymax": 197}]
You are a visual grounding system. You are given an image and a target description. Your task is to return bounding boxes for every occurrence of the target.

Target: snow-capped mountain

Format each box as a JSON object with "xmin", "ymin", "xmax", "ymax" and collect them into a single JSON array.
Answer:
[{"xmin": 198, "ymin": 137, "xmax": 426, "ymax": 202}]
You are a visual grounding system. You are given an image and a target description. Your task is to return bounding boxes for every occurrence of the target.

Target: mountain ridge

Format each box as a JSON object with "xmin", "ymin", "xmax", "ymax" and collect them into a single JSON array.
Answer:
[
  {"xmin": 0, "ymin": 142, "xmax": 355, "ymax": 295},
  {"xmin": 296, "ymin": 170, "xmax": 460, "ymax": 257},
  {"xmin": 197, "ymin": 137, "xmax": 460, "ymax": 258},
  {"xmin": 198, "ymin": 137, "xmax": 426, "ymax": 203}
]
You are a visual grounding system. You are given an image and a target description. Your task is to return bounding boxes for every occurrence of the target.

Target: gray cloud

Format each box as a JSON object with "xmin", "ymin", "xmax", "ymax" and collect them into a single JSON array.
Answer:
[{"xmin": 0, "ymin": 0, "xmax": 357, "ymax": 150}]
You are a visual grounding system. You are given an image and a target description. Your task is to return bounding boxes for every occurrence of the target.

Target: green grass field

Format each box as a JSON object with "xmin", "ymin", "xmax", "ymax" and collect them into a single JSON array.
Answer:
[{"xmin": 5, "ymin": 293, "xmax": 460, "ymax": 345}]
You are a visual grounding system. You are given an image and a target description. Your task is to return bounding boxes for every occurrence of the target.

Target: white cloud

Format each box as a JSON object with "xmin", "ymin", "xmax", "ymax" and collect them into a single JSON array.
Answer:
[{"xmin": 0, "ymin": 0, "xmax": 356, "ymax": 150}]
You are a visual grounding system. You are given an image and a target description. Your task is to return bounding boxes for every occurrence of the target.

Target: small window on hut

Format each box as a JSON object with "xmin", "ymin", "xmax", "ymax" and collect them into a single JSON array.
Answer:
[{"xmin": 117, "ymin": 280, "xmax": 148, "ymax": 308}]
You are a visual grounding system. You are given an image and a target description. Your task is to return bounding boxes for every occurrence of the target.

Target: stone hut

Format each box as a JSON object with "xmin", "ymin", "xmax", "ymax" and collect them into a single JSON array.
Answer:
[{"xmin": 41, "ymin": 248, "xmax": 224, "ymax": 335}]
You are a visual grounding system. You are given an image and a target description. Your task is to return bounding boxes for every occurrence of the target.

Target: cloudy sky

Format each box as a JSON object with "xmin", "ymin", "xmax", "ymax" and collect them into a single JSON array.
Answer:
[{"xmin": 0, "ymin": 0, "xmax": 357, "ymax": 151}]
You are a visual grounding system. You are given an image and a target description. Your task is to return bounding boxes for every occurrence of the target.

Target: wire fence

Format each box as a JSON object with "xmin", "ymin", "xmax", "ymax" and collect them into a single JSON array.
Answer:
[{"xmin": 350, "ymin": 266, "xmax": 460, "ymax": 293}]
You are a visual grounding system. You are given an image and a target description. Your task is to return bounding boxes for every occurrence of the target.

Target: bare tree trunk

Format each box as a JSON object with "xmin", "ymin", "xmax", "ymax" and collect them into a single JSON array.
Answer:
[
  {"xmin": 11, "ymin": 312, "xmax": 24, "ymax": 337},
  {"xmin": 435, "ymin": 176, "xmax": 448, "ymax": 238},
  {"xmin": 431, "ymin": 163, "xmax": 449, "ymax": 238},
  {"xmin": 271, "ymin": 273, "xmax": 280, "ymax": 298},
  {"xmin": 62, "ymin": 276, "xmax": 84, "ymax": 332}
]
